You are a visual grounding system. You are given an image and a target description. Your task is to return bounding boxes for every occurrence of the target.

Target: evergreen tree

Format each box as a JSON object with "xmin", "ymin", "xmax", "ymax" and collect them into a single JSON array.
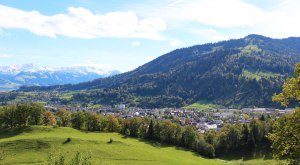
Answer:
[
  {"xmin": 259, "ymin": 114, "xmax": 265, "ymax": 121},
  {"xmin": 146, "ymin": 119, "xmax": 154, "ymax": 140},
  {"xmin": 247, "ymin": 128, "xmax": 256, "ymax": 150},
  {"xmin": 242, "ymin": 124, "xmax": 249, "ymax": 145}
]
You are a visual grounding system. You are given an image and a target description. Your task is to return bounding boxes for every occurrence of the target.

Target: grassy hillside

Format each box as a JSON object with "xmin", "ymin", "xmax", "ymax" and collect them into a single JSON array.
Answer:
[
  {"xmin": 0, "ymin": 126, "xmax": 275, "ymax": 165},
  {"xmin": 184, "ymin": 100, "xmax": 219, "ymax": 110}
]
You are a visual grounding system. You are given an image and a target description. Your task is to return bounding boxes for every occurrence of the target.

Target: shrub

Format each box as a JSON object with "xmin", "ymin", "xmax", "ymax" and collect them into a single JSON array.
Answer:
[
  {"xmin": 108, "ymin": 138, "xmax": 113, "ymax": 144},
  {"xmin": 63, "ymin": 137, "xmax": 71, "ymax": 144}
]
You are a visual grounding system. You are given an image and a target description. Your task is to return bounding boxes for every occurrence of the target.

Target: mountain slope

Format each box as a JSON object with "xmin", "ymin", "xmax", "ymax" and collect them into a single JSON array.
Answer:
[
  {"xmin": 0, "ymin": 64, "xmax": 120, "ymax": 91},
  {"xmin": 19, "ymin": 35, "xmax": 300, "ymax": 108}
]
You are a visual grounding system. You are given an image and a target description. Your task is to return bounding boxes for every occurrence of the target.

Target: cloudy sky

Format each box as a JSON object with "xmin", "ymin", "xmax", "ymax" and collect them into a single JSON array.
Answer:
[{"xmin": 0, "ymin": 0, "xmax": 299, "ymax": 72}]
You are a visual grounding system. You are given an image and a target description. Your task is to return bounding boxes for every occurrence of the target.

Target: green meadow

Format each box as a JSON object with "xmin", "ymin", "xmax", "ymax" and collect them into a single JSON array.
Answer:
[
  {"xmin": 184, "ymin": 100, "xmax": 219, "ymax": 110},
  {"xmin": 0, "ymin": 126, "xmax": 275, "ymax": 165}
]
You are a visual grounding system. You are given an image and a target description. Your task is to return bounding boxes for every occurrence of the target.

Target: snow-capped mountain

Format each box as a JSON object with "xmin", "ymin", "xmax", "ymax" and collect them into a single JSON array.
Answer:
[{"xmin": 0, "ymin": 64, "xmax": 120, "ymax": 91}]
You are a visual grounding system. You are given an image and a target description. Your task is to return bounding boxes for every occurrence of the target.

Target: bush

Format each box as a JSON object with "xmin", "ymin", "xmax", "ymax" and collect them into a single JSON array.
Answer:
[
  {"xmin": 63, "ymin": 137, "xmax": 71, "ymax": 144},
  {"xmin": 108, "ymin": 138, "xmax": 113, "ymax": 144}
]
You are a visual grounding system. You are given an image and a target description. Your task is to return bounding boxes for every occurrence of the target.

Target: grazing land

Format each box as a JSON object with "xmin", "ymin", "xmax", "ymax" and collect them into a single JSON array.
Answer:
[{"xmin": 0, "ymin": 126, "xmax": 274, "ymax": 165}]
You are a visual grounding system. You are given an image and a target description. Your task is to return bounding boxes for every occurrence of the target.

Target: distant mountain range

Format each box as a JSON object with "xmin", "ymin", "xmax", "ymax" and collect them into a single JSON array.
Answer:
[
  {"xmin": 0, "ymin": 64, "xmax": 120, "ymax": 91},
  {"xmin": 18, "ymin": 35, "xmax": 300, "ymax": 108}
]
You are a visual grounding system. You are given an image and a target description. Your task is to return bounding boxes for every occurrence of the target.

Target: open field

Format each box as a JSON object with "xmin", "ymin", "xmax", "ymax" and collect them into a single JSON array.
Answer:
[
  {"xmin": 184, "ymin": 100, "xmax": 219, "ymax": 110},
  {"xmin": 0, "ymin": 126, "xmax": 275, "ymax": 165}
]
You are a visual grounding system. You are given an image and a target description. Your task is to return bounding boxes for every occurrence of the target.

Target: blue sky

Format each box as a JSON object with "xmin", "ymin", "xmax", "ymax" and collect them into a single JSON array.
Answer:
[{"xmin": 0, "ymin": 0, "xmax": 299, "ymax": 72}]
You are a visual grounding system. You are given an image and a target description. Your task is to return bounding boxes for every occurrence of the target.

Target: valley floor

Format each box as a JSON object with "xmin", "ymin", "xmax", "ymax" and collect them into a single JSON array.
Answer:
[{"xmin": 0, "ymin": 126, "xmax": 275, "ymax": 165}]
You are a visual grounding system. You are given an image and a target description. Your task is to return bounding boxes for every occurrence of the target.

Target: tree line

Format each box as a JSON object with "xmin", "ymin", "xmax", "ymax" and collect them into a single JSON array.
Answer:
[{"xmin": 0, "ymin": 103, "xmax": 275, "ymax": 159}]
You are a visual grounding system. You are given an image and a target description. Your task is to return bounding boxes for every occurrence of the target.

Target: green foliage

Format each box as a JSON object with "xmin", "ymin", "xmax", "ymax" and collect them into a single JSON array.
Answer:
[
  {"xmin": 71, "ymin": 112, "xmax": 86, "ymax": 129},
  {"xmin": 216, "ymin": 124, "xmax": 242, "ymax": 152},
  {"xmin": 57, "ymin": 109, "xmax": 71, "ymax": 127},
  {"xmin": 268, "ymin": 108, "xmax": 300, "ymax": 164},
  {"xmin": 85, "ymin": 112, "xmax": 100, "ymax": 132},
  {"xmin": 105, "ymin": 115, "xmax": 120, "ymax": 132},
  {"xmin": 146, "ymin": 119, "xmax": 154, "ymax": 139},
  {"xmin": 270, "ymin": 63, "xmax": 300, "ymax": 164},
  {"xmin": 0, "ymin": 103, "xmax": 45, "ymax": 128},
  {"xmin": 29, "ymin": 103, "xmax": 46, "ymax": 125},
  {"xmin": 273, "ymin": 63, "xmax": 300, "ymax": 106}
]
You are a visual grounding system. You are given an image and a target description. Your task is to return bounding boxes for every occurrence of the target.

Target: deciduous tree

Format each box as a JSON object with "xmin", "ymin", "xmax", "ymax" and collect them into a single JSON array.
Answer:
[{"xmin": 43, "ymin": 111, "xmax": 56, "ymax": 126}]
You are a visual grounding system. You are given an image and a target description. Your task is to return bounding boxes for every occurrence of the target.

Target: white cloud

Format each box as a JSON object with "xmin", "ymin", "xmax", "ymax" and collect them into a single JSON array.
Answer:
[
  {"xmin": 169, "ymin": 39, "xmax": 182, "ymax": 47},
  {"xmin": 135, "ymin": 0, "xmax": 300, "ymax": 38},
  {"xmin": 0, "ymin": 5, "xmax": 167, "ymax": 40},
  {"xmin": 0, "ymin": 54, "xmax": 13, "ymax": 58},
  {"xmin": 164, "ymin": 0, "xmax": 266, "ymax": 28},
  {"xmin": 131, "ymin": 41, "xmax": 141, "ymax": 46}
]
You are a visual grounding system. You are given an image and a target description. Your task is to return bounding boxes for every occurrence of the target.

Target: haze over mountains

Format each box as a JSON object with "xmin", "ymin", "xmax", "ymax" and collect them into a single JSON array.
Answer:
[
  {"xmin": 0, "ymin": 64, "xmax": 120, "ymax": 91},
  {"xmin": 18, "ymin": 35, "xmax": 300, "ymax": 108}
]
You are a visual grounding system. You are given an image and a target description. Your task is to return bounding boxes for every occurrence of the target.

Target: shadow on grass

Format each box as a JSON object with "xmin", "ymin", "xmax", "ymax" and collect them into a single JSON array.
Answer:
[
  {"xmin": 217, "ymin": 146, "xmax": 274, "ymax": 162},
  {"xmin": 123, "ymin": 135, "xmax": 273, "ymax": 162},
  {"xmin": 0, "ymin": 126, "xmax": 32, "ymax": 139},
  {"xmin": 136, "ymin": 138, "xmax": 212, "ymax": 159},
  {"xmin": 0, "ymin": 139, "xmax": 51, "ymax": 150}
]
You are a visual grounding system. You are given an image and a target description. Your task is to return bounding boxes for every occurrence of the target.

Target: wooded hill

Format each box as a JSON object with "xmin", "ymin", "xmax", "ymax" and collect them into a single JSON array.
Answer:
[{"xmin": 19, "ymin": 34, "xmax": 300, "ymax": 108}]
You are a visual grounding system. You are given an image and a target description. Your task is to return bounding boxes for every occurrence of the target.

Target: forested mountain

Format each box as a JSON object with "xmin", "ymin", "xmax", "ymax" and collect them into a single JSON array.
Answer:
[
  {"xmin": 19, "ymin": 35, "xmax": 300, "ymax": 108},
  {"xmin": 0, "ymin": 64, "xmax": 120, "ymax": 91}
]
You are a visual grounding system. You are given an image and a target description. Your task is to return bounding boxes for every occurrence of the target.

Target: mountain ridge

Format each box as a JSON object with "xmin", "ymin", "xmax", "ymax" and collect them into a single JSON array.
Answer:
[
  {"xmin": 0, "ymin": 64, "xmax": 120, "ymax": 91},
  {"xmin": 18, "ymin": 34, "xmax": 300, "ymax": 108}
]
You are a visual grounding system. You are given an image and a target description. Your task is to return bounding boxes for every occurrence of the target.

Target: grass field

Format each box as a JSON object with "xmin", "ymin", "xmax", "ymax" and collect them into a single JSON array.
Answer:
[
  {"xmin": 184, "ymin": 100, "xmax": 219, "ymax": 110},
  {"xmin": 0, "ymin": 126, "xmax": 275, "ymax": 165},
  {"xmin": 242, "ymin": 70, "xmax": 282, "ymax": 81}
]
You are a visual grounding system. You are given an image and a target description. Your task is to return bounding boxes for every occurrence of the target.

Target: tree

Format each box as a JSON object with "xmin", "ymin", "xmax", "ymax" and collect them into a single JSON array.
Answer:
[
  {"xmin": 247, "ymin": 128, "xmax": 256, "ymax": 151},
  {"xmin": 86, "ymin": 112, "xmax": 100, "ymax": 131},
  {"xmin": 153, "ymin": 120, "xmax": 162, "ymax": 140},
  {"xmin": 273, "ymin": 63, "xmax": 300, "ymax": 106},
  {"xmin": 29, "ymin": 103, "xmax": 45, "ymax": 125},
  {"xmin": 71, "ymin": 111, "xmax": 86, "ymax": 129},
  {"xmin": 268, "ymin": 108, "xmax": 300, "ymax": 165},
  {"xmin": 43, "ymin": 111, "xmax": 56, "ymax": 126},
  {"xmin": 270, "ymin": 63, "xmax": 300, "ymax": 164},
  {"xmin": 250, "ymin": 119, "xmax": 265, "ymax": 143},
  {"xmin": 2, "ymin": 105, "xmax": 17, "ymax": 128},
  {"xmin": 106, "ymin": 115, "xmax": 120, "ymax": 132},
  {"xmin": 160, "ymin": 120, "xmax": 177, "ymax": 143},
  {"xmin": 241, "ymin": 124, "xmax": 249, "ymax": 146},
  {"xmin": 16, "ymin": 104, "xmax": 30, "ymax": 127},
  {"xmin": 0, "ymin": 106, "xmax": 4, "ymax": 128},
  {"xmin": 126, "ymin": 118, "xmax": 141, "ymax": 137},
  {"xmin": 146, "ymin": 119, "xmax": 154, "ymax": 140},
  {"xmin": 57, "ymin": 109, "xmax": 71, "ymax": 127},
  {"xmin": 226, "ymin": 125, "xmax": 242, "ymax": 150},
  {"xmin": 182, "ymin": 125, "xmax": 197, "ymax": 149},
  {"xmin": 204, "ymin": 131, "xmax": 217, "ymax": 147},
  {"xmin": 259, "ymin": 114, "xmax": 265, "ymax": 121}
]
